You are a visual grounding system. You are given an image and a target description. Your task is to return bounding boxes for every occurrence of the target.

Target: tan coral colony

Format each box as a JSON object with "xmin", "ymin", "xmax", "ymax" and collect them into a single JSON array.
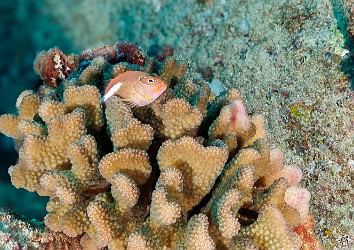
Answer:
[{"xmin": 0, "ymin": 44, "xmax": 323, "ymax": 250}]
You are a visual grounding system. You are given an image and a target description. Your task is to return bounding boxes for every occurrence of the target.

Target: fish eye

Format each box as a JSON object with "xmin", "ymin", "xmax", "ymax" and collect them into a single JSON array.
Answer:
[{"xmin": 139, "ymin": 76, "xmax": 154, "ymax": 85}]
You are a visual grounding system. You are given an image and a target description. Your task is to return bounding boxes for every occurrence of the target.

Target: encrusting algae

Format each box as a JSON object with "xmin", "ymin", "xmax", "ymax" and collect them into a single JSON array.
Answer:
[{"xmin": 0, "ymin": 42, "xmax": 324, "ymax": 249}]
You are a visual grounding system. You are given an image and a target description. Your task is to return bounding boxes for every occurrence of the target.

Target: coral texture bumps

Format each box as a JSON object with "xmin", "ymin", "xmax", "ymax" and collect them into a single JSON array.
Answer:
[{"xmin": 0, "ymin": 43, "xmax": 323, "ymax": 249}]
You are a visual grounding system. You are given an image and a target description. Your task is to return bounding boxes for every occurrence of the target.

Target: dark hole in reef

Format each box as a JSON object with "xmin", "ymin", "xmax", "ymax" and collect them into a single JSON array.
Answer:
[
  {"xmin": 197, "ymin": 66, "xmax": 214, "ymax": 82},
  {"xmin": 95, "ymin": 129, "xmax": 113, "ymax": 157},
  {"xmin": 237, "ymin": 208, "xmax": 258, "ymax": 226},
  {"xmin": 168, "ymin": 76, "xmax": 179, "ymax": 89},
  {"xmin": 188, "ymin": 188, "xmax": 213, "ymax": 219},
  {"xmin": 116, "ymin": 53, "xmax": 127, "ymax": 63},
  {"xmin": 146, "ymin": 138, "xmax": 163, "ymax": 197},
  {"xmin": 253, "ymin": 177, "xmax": 267, "ymax": 188},
  {"xmin": 33, "ymin": 113, "xmax": 45, "ymax": 126}
]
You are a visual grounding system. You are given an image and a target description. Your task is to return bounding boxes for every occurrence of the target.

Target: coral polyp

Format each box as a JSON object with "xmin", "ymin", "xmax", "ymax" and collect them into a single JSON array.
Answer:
[{"xmin": 0, "ymin": 43, "xmax": 322, "ymax": 249}]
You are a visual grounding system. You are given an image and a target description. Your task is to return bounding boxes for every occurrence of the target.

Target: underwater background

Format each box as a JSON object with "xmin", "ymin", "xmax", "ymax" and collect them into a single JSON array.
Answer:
[{"xmin": 0, "ymin": 0, "xmax": 353, "ymax": 249}]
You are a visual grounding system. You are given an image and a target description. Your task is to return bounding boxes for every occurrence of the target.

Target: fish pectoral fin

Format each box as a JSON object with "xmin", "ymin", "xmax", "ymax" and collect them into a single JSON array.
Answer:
[
  {"xmin": 121, "ymin": 99, "xmax": 138, "ymax": 109},
  {"xmin": 115, "ymin": 82, "xmax": 134, "ymax": 98}
]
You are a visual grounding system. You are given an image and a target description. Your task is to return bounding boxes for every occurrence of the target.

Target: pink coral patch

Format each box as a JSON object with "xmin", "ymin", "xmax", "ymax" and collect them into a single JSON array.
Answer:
[{"xmin": 285, "ymin": 186, "xmax": 311, "ymax": 221}]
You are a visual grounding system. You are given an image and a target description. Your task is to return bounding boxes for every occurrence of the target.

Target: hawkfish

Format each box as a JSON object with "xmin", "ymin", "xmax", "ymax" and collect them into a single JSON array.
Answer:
[{"xmin": 101, "ymin": 71, "xmax": 167, "ymax": 108}]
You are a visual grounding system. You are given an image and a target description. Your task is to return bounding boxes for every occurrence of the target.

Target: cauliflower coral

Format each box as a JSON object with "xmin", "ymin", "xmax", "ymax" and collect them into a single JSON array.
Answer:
[{"xmin": 0, "ymin": 42, "xmax": 323, "ymax": 250}]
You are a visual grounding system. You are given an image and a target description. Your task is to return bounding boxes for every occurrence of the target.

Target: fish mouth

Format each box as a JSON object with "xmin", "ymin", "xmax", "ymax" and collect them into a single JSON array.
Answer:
[{"xmin": 155, "ymin": 83, "xmax": 166, "ymax": 92}]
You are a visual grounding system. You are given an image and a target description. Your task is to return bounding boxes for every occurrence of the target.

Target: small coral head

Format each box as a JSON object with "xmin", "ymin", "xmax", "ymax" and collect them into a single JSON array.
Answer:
[
  {"xmin": 229, "ymin": 100, "xmax": 251, "ymax": 134},
  {"xmin": 102, "ymin": 71, "xmax": 167, "ymax": 107}
]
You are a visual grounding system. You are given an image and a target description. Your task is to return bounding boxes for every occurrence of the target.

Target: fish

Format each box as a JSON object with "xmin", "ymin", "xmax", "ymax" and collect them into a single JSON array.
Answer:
[{"xmin": 101, "ymin": 71, "xmax": 168, "ymax": 108}]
